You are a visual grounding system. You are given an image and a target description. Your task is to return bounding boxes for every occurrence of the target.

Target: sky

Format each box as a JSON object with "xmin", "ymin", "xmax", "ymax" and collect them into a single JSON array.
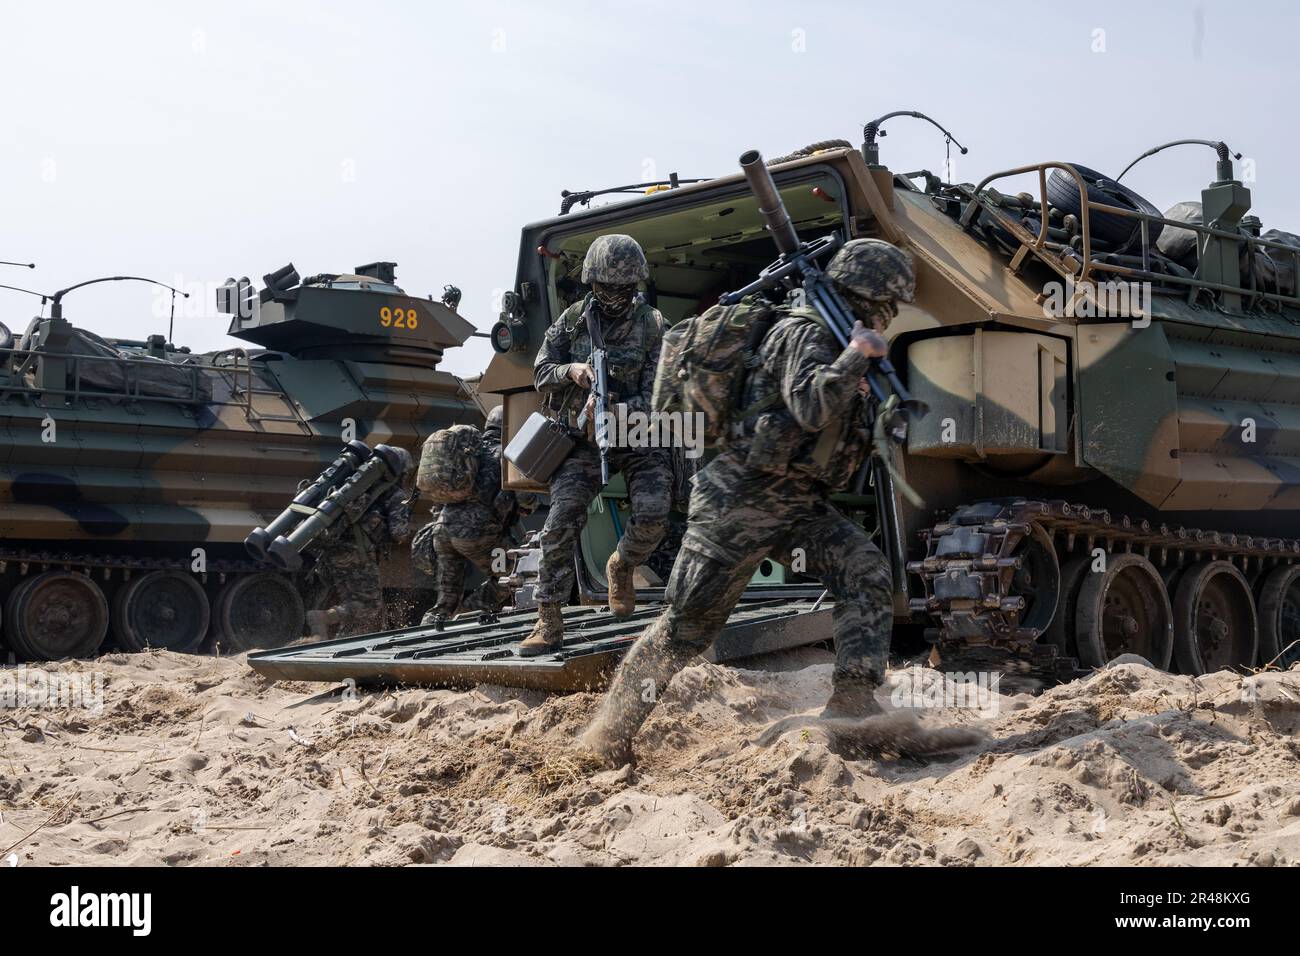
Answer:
[{"xmin": 2, "ymin": 0, "xmax": 1297, "ymax": 377}]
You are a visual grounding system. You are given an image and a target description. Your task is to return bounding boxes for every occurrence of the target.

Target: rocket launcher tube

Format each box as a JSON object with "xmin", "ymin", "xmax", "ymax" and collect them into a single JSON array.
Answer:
[
  {"xmin": 264, "ymin": 444, "xmax": 404, "ymax": 571},
  {"xmin": 245, "ymin": 440, "xmax": 373, "ymax": 560}
]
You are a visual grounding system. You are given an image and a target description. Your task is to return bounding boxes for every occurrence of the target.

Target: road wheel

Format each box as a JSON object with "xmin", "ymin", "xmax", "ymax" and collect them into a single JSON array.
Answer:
[
  {"xmin": 1011, "ymin": 523, "xmax": 1061, "ymax": 638},
  {"xmin": 1044, "ymin": 552, "xmax": 1093, "ymax": 657},
  {"xmin": 112, "ymin": 570, "xmax": 211, "ymax": 653},
  {"xmin": 214, "ymin": 572, "xmax": 305, "ymax": 653},
  {"xmin": 3, "ymin": 577, "xmax": 38, "ymax": 660},
  {"xmin": 1257, "ymin": 564, "xmax": 1300, "ymax": 667},
  {"xmin": 1075, "ymin": 553, "xmax": 1173, "ymax": 670},
  {"xmin": 1173, "ymin": 561, "xmax": 1258, "ymax": 675},
  {"xmin": 4, "ymin": 571, "xmax": 109, "ymax": 661}
]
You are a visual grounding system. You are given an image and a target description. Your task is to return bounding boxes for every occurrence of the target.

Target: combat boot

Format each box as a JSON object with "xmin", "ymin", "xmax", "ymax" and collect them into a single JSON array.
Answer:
[
  {"xmin": 576, "ymin": 618, "xmax": 695, "ymax": 767},
  {"xmin": 605, "ymin": 551, "xmax": 637, "ymax": 618},
  {"xmin": 820, "ymin": 678, "xmax": 885, "ymax": 719},
  {"xmin": 305, "ymin": 608, "xmax": 338, "ymax": 639},
  {"xmin": 517, "ymin": 603, "xmax": 565, "ymax": 657}
]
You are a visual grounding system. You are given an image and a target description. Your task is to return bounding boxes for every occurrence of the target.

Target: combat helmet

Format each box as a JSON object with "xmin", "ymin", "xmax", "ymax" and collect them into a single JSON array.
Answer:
[
  {"xmin": 826, "ymin": 239, "xmax": 915, "ymax": 325},
  {"xmin": 380, "ymin": 444, "xmax": 414, "ymax": 480},
  {"xmin": 581, "ymin": 234, "xmax": 650, "ymax": 284}
]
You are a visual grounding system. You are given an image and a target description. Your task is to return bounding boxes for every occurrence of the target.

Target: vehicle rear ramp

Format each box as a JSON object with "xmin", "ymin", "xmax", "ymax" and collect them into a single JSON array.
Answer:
[{"xmin": 247, "ymin": 599, "xmax": 832, "ymax": 692}]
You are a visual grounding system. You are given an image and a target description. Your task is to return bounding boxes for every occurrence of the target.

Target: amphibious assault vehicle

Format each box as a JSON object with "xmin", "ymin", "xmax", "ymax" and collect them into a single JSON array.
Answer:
[
  {"xmin": 0, "ymin": 262, "xmax": 480, "ymax": 661},
  {"xmin": 253, "ymin": 118, "xmax": 1300, "ymax": 691},
  {"xmin": 478, "ymin": 121, "xmax": 1299, "ymax": 678}
]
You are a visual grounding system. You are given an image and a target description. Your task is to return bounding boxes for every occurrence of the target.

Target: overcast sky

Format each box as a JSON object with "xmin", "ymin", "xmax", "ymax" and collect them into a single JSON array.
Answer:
[{"xmin": 3, "ymin": 0, "xmax": 1295, "ymax": 376}]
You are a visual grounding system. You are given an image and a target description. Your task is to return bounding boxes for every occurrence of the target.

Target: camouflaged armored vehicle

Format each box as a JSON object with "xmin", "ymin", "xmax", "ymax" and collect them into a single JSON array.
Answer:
[
  {"xmin": 476, "ymin": 124, "xmax": 1300, "ymax": 679},
  {"xmin": 0, "ymin": 262, "xmax": 480, "ymax": 661}
]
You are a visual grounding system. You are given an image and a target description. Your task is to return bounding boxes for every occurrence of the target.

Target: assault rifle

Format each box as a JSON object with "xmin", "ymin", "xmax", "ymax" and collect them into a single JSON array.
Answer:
[
  {"xmin": 719, "ymin": 149, "xmax": 927, "ymax": 440},
  {"xmin": 575, "ymin": 294, "xmax": 613, "ymax": 485}
]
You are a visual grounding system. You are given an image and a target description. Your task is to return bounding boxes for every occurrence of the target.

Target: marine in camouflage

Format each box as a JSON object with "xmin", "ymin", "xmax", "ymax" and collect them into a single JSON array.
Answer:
[
  {"xmin": 311, "ymin": 482, "xmax": 413, "ymax": 635},
  {"xmin": 532, "ymin": 274, "xmax": 671, "ymax": 604},
  {"xmin": 580, "ymin": 267, "xmax": 910, "ymax": 760},
  {"xmin": 665, "ymin": 303, "xmax": 893, "ymax": 682},
  {"xmin": 418, "ymin": 406, "xmax": 534, "ymax": 619}
]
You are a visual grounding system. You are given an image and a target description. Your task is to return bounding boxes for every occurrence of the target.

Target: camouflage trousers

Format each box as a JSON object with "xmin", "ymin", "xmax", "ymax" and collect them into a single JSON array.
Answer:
[
  {"xmin": 314, "ymin": 540, "xmax": 383, "ymax": 636},
  {"xmin": 662, "ymin": 452, "xmax": 893, "ymax": 687},
  {"xmin": 430, "ymin": 527, "xmax": 512, "ymax": 617},
  {"xmin": 535, "ymin": 441, "xmax": 672, "ymax": 605}
]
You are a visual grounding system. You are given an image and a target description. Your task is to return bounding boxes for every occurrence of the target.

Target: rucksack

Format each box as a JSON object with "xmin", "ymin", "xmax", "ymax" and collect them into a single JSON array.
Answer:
[
  {"xmin": 651, "ymin": 297, "xmax": 780, "ymax": 448},
  {"xmin": 417, "ymin": 424, "xmax": 482, "ymax": 503}
]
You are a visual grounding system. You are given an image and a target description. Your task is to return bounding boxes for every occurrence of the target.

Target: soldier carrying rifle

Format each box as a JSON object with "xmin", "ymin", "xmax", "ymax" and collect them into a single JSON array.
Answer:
[{"xmin": 520, "ymin": 235, "xmax": 673, "ymax": 656}]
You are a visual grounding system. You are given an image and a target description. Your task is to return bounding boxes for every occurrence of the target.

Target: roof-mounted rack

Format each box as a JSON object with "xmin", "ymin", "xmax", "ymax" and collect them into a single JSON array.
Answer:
[{"xmin": 559, "ymin": 172, "xmax": 708, "ymax": 215}]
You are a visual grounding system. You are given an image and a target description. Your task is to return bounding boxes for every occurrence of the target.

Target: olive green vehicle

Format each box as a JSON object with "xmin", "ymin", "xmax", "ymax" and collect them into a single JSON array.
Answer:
[
  {"xmin": 0, "ymin": 261, "xmax": 480, "ymax": 661},
  {"xmin": 477, "ymin": 123, "xmax": 1300, "ymax": 678}
]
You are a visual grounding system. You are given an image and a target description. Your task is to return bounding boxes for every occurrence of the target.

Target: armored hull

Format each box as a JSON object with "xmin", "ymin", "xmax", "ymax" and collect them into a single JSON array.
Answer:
[{"xmin": 0, "ymin": 263, "xmax": 480, "ymax": 660}]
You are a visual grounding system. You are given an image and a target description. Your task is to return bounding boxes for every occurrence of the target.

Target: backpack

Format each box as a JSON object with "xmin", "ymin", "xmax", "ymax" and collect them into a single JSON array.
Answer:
[
  {"xmin": 417, "ymin": 424, "xmax": 482, "ymax": 503},
  {"xmin": 651, "ymin": 297, "xmax": 780, "ymax": 448}
]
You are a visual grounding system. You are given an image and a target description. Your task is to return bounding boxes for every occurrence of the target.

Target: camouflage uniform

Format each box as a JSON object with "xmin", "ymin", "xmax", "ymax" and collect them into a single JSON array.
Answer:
[
  {"xmin": 580, "ymin": 238, "xmax": 916, "ymax": 760},
  {"xmin": 313, "ymin": 483, "xmax": 413, "ymax": 635},
  {"xmin": 532, "ymin": 294, "xmax": 671, "ymax": 604},
  {"xmin": 662, "ymin": 308, "xmax": 892, "ymax": 681},
  {"xmin": 423, "ymin": 412, "xmax": 534, "ymax": 620}
]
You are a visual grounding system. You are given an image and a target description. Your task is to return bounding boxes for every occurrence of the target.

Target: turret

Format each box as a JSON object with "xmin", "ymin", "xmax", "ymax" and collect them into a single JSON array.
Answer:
[{"xmin": 220, "ymin": 261, "xmax": 474, "ymax": 366}]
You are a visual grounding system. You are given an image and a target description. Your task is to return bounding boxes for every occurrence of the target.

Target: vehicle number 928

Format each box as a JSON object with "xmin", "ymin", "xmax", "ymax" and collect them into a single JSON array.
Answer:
[{"xmin": 380, "ymin": 306, "xmax": 419, "ymax": 330}]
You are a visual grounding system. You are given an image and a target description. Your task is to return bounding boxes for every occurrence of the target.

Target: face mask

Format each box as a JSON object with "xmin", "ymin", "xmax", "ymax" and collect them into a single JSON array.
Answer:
[
  {"xmin": 592, "ymin": 282, "xmax": 636, "ymax": 316},
  {"xmin": 848, "ymin": 292, "xmax": 897, "ymax": 331}
]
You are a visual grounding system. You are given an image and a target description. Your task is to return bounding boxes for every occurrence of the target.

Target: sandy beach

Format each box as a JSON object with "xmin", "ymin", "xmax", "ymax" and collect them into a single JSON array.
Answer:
[{"xmin": 2, "ymin": 648, "xmax": 1298, "ymax": 867}]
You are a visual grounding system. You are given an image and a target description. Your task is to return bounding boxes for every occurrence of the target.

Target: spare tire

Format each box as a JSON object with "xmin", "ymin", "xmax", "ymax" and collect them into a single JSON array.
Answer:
[{"xmin": 1047, "ymin": 164, "xmax": 1163, "ymax": 247}]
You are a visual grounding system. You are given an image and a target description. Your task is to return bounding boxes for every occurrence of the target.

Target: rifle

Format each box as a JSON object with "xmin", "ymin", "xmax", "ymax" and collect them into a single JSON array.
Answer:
[
  {"xmin": 719, "ymin": 149, "xmax": 927, "ymax": 441},
  {"xmin": 574, "ymin": 294, "xmax": 613, "ymax": 485}
]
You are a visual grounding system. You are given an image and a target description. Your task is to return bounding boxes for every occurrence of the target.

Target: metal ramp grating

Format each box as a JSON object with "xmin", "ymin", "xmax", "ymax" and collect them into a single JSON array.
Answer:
[{"xmin": 248, "ymin": 599, "xmax": 832, "ymax": 692}]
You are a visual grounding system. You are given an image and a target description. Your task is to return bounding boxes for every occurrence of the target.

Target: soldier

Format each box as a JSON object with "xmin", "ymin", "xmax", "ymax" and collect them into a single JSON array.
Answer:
[
  {"xmin": 418, "ymin": 406, "xmax": 536, "ymax": 625},
  {"xmin": 577, "ymin": 239, "xmax": 916, "ymax": 766},
  {"xmin": 519, "ymin": 234, "xmax": 672, "ymax": 656},
  {"xmin": 305, "ymin": 446, "xmax": 415, "ymax": 638}
]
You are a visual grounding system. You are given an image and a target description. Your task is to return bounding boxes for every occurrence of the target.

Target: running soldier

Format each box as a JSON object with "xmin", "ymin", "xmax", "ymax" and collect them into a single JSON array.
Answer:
[
  {"xmin": 577, "ymin": 239, "xmax": 916, "ymax": 765},
  {"xmin": 305, "ymin": 447, "xmax": 415, "ymax": 638},
  {"xmin": 518, "ymin": 234, "xmax": 673, "ymax": 656}
]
